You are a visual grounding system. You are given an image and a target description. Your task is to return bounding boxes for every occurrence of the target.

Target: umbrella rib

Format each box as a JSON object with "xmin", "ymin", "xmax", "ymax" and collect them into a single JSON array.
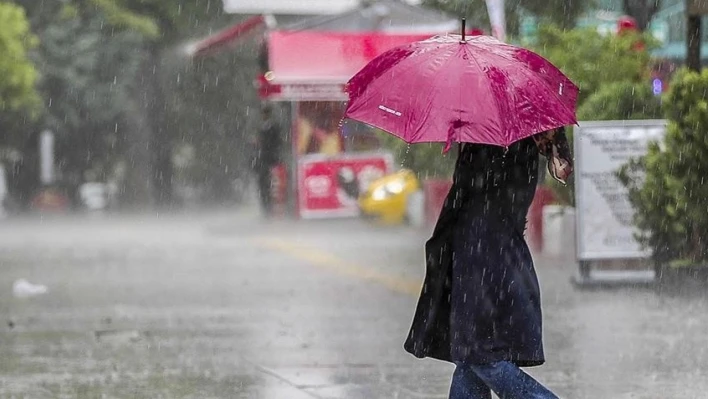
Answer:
[
  {"xmin": 462, "ymin": 44, "xmax": 505, "ymax": 145},
  {"xmin": 358, "ymin": 45, "xmax": 456, "ymax": 143},
  {"xmin": 350, "ymin": 42, "xmax": 447, "ymax": 100},
  {"xmin": 513, "ymin": 59, "xmax": 578, "ymax": 125},
  {"xmin": 358, "ymin": 44, "xmax": 452, "ymax": 106},
  {"xmin": 409, "ymin": 46, "xmax": 463, "ymax": 143},
  {"xmin": 467, "ymin": 44, "xmax": 577, "ymax": 142}
]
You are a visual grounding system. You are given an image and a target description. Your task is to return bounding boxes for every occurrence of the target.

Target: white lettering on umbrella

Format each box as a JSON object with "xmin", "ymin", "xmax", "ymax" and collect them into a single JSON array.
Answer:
[{"xmin": 378, "ymin": 105, "xmax": 402, "ymax": 117}]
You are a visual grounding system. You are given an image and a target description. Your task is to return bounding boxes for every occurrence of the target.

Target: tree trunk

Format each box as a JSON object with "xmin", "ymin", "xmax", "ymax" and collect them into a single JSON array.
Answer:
[
  {"xmin": 144, "ymin": 46, "xmax": 175, "ymax": 209},
  {"xmin": 120, "ymin": 89, "xmax": 154, "ymax": 208},
  {"xmin": 623, "ymin": 0, "xmax": 661, "ymax": 31},
  {"xmin": 687, "ymin": 15, "xmax": 702, "ymax": 72},
  {"xmin": 122, "ymin": 44, "xmax": 175, "ymax": 209}
]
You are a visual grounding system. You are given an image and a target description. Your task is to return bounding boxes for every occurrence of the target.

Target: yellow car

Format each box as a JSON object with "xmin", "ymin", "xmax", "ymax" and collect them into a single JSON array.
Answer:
[{"xmin": 358, "ymin": 169, "xmax": 421, "ymax": 224}]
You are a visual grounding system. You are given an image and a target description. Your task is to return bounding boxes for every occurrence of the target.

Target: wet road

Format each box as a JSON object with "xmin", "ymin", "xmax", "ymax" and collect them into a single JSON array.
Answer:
[{"xmin": 1, "ymin": 210, "xmax": 708, "ymax": 398}]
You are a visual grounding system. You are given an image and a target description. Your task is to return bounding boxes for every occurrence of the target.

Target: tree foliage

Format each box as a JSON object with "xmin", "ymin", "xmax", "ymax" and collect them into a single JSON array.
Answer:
[
  {"xmin": 618, "ymin": 68, "xmax": 708, "ymax": 264},
  {"xmin": 0, "ymin": 2, "xmax": 39, "ymax": 115},
  {"xmin": 577, "ymin": 81, "xmax": 662, "ymax": 121},
  {"xmin": 521, "ymin": 0, "xmax": 593, "ymax": 29},
  {"xmin": 9, "ymin": 0, "xmax": 250, "ymax": 207},
  {"xmin": 534, "ymin": 25, "xmax": 655, "ymax": 105},
  {"xmin": 167, "ymin": 42, "xmax": 262, "ymax": 203},
  {"xmin": 422, "ymin": 0, "xmax": 593, "ymax": 33},
  {"xmin": 421, "ymin": 0, "xmax": 510, "ymax": 33},
  {"xmin": 34, "ymin": 10, "xmax": 146, "ymax": 181}
]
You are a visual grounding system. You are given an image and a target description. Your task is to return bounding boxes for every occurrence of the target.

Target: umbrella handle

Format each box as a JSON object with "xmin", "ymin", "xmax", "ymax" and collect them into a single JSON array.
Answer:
[{"xmin": 461, "ymin": 18, "xmax": 466, "ymax": 42}]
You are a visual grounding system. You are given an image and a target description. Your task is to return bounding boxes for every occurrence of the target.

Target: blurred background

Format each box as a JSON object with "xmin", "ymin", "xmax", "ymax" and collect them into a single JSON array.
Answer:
[
  {"xmin": 0, "ymin": 0, "xmax": 691, "ymax": 215},
  {"xmin": 3, "ymin": 0, "xmax": 708, "ymax": 398}
]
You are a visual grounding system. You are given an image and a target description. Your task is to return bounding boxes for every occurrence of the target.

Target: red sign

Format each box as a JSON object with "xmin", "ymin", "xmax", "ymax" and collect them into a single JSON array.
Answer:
[{"xmin": 298, "ymin": 153, "xmax": 393, "ymax": 218}]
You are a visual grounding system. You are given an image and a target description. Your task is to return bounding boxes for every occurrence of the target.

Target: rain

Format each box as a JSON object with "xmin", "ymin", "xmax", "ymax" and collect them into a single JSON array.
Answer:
[{"xmin": 1, "ymin": 0, "xmax": 708, "ymax": 398}]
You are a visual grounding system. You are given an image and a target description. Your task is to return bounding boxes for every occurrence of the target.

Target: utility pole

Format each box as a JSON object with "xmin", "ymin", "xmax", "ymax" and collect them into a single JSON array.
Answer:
[{"xmin": 687, "ymin": 0, "xmax": 707, "ymax": 71}]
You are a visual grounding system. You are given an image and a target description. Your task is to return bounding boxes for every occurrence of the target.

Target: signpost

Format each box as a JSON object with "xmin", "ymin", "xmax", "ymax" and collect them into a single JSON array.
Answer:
[
  {"xmin": 573, "ymin": 120, "xmax": 667, "ymax": 287},
  {"xmin": 39, "ymin": 130, "xmax": 55, "ymax": 186}
]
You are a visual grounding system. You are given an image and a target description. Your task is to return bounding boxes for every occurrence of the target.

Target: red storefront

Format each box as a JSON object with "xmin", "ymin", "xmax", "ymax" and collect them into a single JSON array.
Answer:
[
  {"xmin": 259, "ymin": 30, "xmax": 438, "ymax": 218},
  {"xmin": 188, "ymin": 1, "xmax": 458, "ymax": 218}
]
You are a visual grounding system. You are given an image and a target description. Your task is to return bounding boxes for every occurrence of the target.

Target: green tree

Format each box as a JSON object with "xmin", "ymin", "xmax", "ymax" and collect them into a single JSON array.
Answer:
[
  {"xmin": 577, "ymin": 81, "xmax": 662, "ymax": 120},
  {"xmin": 618, "ymin": 68, "xmax": 708, "ymax": 265},
  {"xmin": 0, "ymin": 2, "xmax": 41, "ymax": 206},
  {"xmin": 89, "ymin": 0, "xmax": 228, "ymax": 206},
  {"xmin": 10, "ymin": 0, "xmax": 153, "ymax": 207},
  {"xmin": 534, "ymin": 24, "xmax": 654, "ymax": 105},
  {"xmin": 0, "ymin": 2, "xmax": 39, "ymax": 121},
  {"xmin": 20, "ymin": 0, "xmax": 235, "ymax": 207},
  {"xmin": 422, "ymin": 0, "xmax": 524, "ymax": 36},
  {"xmin": 168, "ymin": 41, "xmax": 262, "ymax": 203},
  {"xmin": 38, "ymin": 12, "xmax": 146, "ymax": 182},
  {"xmin": 521, "ymin": 0, "xmax": 594, "ymax": 29},
  {"xmin": 422, "ymin": 0, "xmax": 593, "ymax": 33}
]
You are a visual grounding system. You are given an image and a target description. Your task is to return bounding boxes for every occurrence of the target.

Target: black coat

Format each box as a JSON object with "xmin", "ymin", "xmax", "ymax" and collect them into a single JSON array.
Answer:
[{"xmin": 404, "ymin": 138, "xmax": 545, "ymax": 367}]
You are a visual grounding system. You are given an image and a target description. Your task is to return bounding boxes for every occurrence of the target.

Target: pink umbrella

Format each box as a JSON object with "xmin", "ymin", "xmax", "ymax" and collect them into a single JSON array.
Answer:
[{"xmin": 344, "ymin": 33, "xmax": 578, "ymax": 151}]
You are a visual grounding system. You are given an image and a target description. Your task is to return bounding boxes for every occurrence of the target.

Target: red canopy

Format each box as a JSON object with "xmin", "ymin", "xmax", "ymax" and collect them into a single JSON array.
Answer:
[
  {"xmin": 188, "ymin": 15, "xmax": 268, "ymax": 57},
  {"xmin": 263, "ymin": 31, "xmax": 435, "ymax": 100}
]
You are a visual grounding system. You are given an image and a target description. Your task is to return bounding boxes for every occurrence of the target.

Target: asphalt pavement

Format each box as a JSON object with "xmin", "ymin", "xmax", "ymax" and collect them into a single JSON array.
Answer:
[{"xmin": 1, "ymin": 209, "xmax": 707, "ymax": 398}]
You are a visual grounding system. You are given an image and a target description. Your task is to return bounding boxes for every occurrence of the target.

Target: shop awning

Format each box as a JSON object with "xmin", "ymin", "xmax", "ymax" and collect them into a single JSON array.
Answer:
[
  {"xmin": 262, "ymin": 30, "xmax": 435, "ymax": 100},
  {"xmin": 186, "ymin": 15, "xmax": 270, "ymax": 57}
]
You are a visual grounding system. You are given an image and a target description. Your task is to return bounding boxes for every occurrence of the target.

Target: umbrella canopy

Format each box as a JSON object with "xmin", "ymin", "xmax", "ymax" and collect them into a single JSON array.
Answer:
[{"xmin": 344, "ymin": 34, "xmax": 579, "ymax": 149}]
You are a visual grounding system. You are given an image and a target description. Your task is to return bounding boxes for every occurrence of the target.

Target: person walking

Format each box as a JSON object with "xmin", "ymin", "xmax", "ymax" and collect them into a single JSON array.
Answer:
[
  {"xmin": 253, "ymin": 105, "xmax": 282, "ymax": 217},
  {"xmin": 404, "ymin": 128, "xmax": 573, "ymax": 399}
]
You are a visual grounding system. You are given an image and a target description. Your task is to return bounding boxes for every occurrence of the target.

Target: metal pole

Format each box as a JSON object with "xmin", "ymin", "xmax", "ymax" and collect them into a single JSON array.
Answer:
[{"xmin": 39, "ymin": 130, "xmax": 55, "ymax": 186}]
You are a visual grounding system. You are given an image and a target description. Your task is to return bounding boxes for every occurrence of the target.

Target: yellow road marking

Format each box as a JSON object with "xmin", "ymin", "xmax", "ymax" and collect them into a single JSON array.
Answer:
[{"xmin": 254, "ymin": 237, "xmax": 421, "ymax": 296}]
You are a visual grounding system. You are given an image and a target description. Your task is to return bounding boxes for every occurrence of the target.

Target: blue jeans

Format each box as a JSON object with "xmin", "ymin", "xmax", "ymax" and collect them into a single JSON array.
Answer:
[{"xmin": 449, "ymin": 361, "xmax": 559, "ymax": 399}]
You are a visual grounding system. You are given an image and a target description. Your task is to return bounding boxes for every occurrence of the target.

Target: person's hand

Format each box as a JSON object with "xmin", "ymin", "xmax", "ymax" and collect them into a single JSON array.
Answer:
[{"xmin": 549, "ymin": 156, "xmax": 573, "ymax": 185}]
